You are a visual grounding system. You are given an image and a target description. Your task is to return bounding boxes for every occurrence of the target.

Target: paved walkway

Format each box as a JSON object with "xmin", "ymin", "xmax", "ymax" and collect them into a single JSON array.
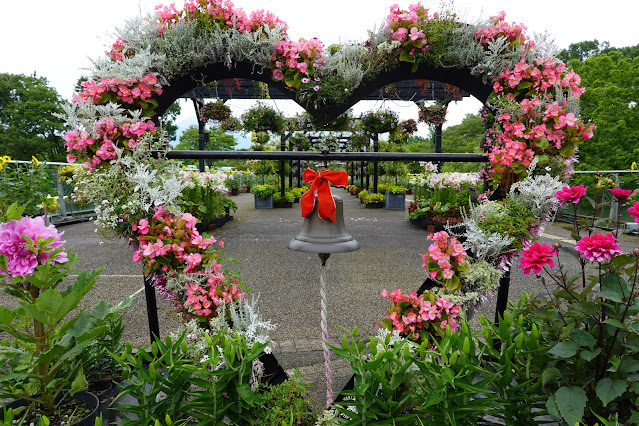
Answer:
[{"xmin": 30, "ymin": 190, "xmax": 639, "ymax": 410}]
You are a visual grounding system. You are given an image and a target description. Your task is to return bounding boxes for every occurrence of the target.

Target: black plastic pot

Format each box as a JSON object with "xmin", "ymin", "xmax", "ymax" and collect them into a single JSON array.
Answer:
[{"xmin": 0, "ymin": 390, "xmax": 100, "ymax": 425}]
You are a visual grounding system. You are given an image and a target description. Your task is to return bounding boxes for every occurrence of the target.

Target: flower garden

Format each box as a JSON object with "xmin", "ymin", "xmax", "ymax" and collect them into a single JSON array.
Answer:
[{"xmin": 2, "ymin": 0, "xmax": 639, "ymax": 425}]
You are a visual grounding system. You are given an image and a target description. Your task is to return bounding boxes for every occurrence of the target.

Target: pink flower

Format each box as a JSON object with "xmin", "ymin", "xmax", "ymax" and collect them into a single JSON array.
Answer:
[
  {"xmin": 609, "ymin": 188, "xmax": 636, "ymax": 202},
  {"xmin": 628, "ymin": 202, "xmax": 639, "ymax": 223},
  {"xmin": 519, "ymin": 242, "xmax": 557, "ymax": 275},
  {"xmin": 272, "ymin": 69, "xmax": 284, "ymax": 81},
  {"xmin": 556, "ymin": 185, "xmax": 587, "ymax": 206},
  {"xmin": 0, "ymin": 216, "xmax": 68, "ymax": 280},
  {"xmin": 313, "ymin": 85, "xmax": 320, "ymax": 91},
  {"xmin": 575, "ymin": 233, "xmax": 622, "ymax": 263}
]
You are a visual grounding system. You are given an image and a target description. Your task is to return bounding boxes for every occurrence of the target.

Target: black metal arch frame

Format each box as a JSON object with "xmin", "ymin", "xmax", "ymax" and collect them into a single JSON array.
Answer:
[{"xmin": 140, "ymin": 55, "xmax": 513, "ymax": 346}]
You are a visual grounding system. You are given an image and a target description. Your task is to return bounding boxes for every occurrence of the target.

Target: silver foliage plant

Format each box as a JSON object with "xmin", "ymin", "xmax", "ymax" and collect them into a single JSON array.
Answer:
[
  {"xmin": 509, "ymin": 173, "xmax": 563, "ymax": 218},
  {"xmin": 458, "ymin": 201, "xmax": 515, "ymax": 264}
]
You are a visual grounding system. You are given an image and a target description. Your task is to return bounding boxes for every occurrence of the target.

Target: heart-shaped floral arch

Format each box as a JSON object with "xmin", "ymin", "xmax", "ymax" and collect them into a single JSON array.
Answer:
[{"xmin": 60, "ymin": 0, "xmax": 595, "ymax": 343}]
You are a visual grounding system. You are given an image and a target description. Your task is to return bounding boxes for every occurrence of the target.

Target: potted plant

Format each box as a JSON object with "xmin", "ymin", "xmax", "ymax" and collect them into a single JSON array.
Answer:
[
  {"xmin": 357, "ymin": 189, "xmax": 368, "ymax": 203},
  {"xmin": 225, "ymin": 172, "xmax": 242, "ymax": 196},
  {"xmin": 0, "ymin": 207, "xmax": 130, "ymax": 424},
  {"xmin": 288, "ymin": 186, "xmax": 307, "ymax": 203},
  {"xmin": 250, "ymin": 184, "xmax": 276, "ymax": 209},
  {"xmin": 364, "ymin": 192, "xmax": 385, "ymax": 208},
  {"xmin": 273, "ymin": 191, "xmax": 294, "ymax": 208},
  {"xmin": 385, "ymin": 185, "xmax": 407, "ymax": 210}
]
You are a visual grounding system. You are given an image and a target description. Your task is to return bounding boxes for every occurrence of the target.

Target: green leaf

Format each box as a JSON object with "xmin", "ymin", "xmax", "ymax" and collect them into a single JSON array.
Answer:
[
  {"xmin": 555, "ymin": 386, "xmax": 587, "ymax": 425},
  {"xmin": 399, "ymin": 49, "xmax": 417, "ymax": 63},
  {"xmin": 596, "ymin": 378, "xmax": 626, "ymax": 406},
  {"xmin": 536, "ymin": 137, "xmax": 549, "ymax": 149},
  {"xmin": 546, "ymin": 395, "xmax": 561, "ymax": 422},
  {"xmin": 570, "ymin": 329, "xmax": 596, "ymax": 349},
  {"xmin": 236, "ymin": 383, "xmax": 255, "ymax": 405},
  {"xmin": 542, "ymin": 367, "xmax": 562, "ymax": 386},
  {"xmin": 599, "ymin": 273, "xmax": 629, "ymax": 302},
  {"xmin": 580, "ymin": 348, "xmax": 601, "ymax": 362},
  {"xmin": 548, "ymin": 341, "xmax": 579, "ymax": 358},
  {"xmin": 603, "ymin": 318, "xmax": 625, "ymax": 329},
  {"xmin": 69, "ymin": 364, "xmax": 88, "ymax": 396},
  {"xmin": 619, "ymin": 359, "xmax": 639, "ymax": 373}
]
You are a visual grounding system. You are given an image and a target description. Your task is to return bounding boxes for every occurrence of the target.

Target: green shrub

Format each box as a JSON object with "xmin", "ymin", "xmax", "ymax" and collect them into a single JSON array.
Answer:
[
  {"xmin": 364, "ymin": 193, "xmax": 385, "ymax": 204},
  {"xmin": 250, "ymin": 184, "xmax": 276, "ymax": 199}
]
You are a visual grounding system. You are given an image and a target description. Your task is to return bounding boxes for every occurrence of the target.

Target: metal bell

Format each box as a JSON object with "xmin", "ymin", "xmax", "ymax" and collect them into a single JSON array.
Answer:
[{"xmin": 288, "ymin": 195, "xmax": 359, "ymax": 254}]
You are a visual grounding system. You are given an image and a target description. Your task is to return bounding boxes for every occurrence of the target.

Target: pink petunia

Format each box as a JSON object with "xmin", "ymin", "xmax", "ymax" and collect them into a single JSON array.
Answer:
[
  {"xmin": 575, "ymin": 233, "xmax": 622, "ymax": 263},
  {"xmin": 519, "ymin": 242, "xmax": 557, "ymax": 275}
]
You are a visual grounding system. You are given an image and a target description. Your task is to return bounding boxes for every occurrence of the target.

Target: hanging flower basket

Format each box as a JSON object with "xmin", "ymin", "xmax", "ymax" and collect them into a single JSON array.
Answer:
[
  {"xmin": 218, "ymin": 116, "xmax": 241, "ymax": 132},
  {"xmin": 361, "ymin": 109, "xmax": 399, "ymax": 133},
  {"xmin": 418, "ymin": 104, "xmax": 448, "ymax": 126},
  {"xmin": 289, "ymin": 133, "xmax": 312, "ymax": 151},
  {"xmin": 241, "ymin": 103, "xmax": 285, "ymax": 133},
  {"xmin": 199, "ymin": 101, "xmax": 232, "ymax": 123},
  {"xmin": 349, "ymin": 130, "xmax": 370, "ymax": 151}
]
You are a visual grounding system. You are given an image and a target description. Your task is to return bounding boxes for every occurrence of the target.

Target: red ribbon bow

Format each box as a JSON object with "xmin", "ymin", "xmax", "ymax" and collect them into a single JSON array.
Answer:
[{"xmin": 300, "ymin": 168, "xmax": 348, "ymax": 221}]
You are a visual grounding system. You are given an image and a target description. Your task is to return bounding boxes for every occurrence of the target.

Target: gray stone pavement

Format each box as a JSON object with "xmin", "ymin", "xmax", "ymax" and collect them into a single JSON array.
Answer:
[{"xmin": 5, "ymin": 190, "xmax": 638, "ymax": 410}]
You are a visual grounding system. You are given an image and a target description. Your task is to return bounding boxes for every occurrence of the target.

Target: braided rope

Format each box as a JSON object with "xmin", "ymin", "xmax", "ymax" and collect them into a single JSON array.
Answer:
[{"xmin": 320, "ymin": 262, "xmax": 333, "ymax": 407}]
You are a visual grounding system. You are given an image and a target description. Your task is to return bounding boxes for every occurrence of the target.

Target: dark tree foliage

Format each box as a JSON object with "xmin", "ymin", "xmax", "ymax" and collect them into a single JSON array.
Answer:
[
  {"xmin": 0, "ymin": 73, "xmax": 67, "ymax": 161},
  {"xmin": 569, "ymin": 50, "xmax": 639, "ymax": 171},
  {"xmin": 557, "ymin": 40, "xmax": 610, "ymax": 63}
]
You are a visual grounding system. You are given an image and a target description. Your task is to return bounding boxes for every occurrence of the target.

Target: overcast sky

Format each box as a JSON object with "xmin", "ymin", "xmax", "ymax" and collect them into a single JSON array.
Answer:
[{"xmin": 3, "ymin": 0, "xmax": 637, "ymax": 138}]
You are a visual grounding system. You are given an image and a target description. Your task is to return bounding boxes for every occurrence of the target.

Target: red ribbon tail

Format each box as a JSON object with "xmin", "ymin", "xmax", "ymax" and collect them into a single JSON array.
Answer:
[{"xmin": 316, "ymin": 182, "xmax": 336, "ymax": 221}]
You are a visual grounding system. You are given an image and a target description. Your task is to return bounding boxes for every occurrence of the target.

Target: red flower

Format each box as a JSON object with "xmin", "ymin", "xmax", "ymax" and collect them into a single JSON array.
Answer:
[
  {"xmin": 555, "ymin": 185, "xmax": 587, "ymax": 206},
  {"xmin": 575, "ymin": 233, "xmax": 622, "ymax": 263},
  {"xmin": 628, "ymin": 202, "xmax": 639, "ymax": 223},
  {"xmin": 609, "ymin": 188, "xmax": 636, "ymax": 202},
  {"xmin": 519, "ymin": 242, "xmax": 557, "ymax": 275}
]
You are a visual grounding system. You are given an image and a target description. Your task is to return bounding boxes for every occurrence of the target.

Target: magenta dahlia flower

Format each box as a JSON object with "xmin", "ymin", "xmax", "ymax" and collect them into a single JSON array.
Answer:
[
  {"xmin": 556, "ymin": 184, "xmax": 587, "ymax": 206},
  {"xmin": 0, "ymin": 216, "xmax": 68, "ymax": 280},
  {"xmin": 608, "ymin": 188, "xmax": 636, "ymax": 202},
  {"xmin": 519, "ymin": 242, "xmax": 557, "ymax": 275},
  {"xmin": 627, "ymin": 202, "xmax": 639, "ymax": 223},
  {"xmin": 575, "ymin": 233, "xmax": 622, "ymax": 263}
]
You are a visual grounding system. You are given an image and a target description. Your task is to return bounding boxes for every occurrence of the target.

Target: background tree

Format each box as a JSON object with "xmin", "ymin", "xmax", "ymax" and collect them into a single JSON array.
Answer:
[
  {"xmin": 557, "ymin": 39, "xmax": 610, "ymax": 63},
  {"xmin": 568, "ymin": 50, "xmax": 639, "ymax": 171},
  {"xmin": 0, "ymin": 73, "xmax": 67, "ymax": 161},
  {"xmin": 173, "ymin": 125, "xmax": 237, "ymax": 168},
  {"xmin": 160, "ymin": 102, "xmax": 182, "ymax": 143},
  {"xmin": 402, "ymin": 113, "xmax": 484, "ymax": 173}
]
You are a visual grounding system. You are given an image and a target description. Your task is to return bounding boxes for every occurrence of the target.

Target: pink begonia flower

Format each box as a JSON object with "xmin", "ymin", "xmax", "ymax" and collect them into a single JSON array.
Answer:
[
  {"xmin": 628, "ymin": 202, "xmax": 639, "ymax": 223},
  {"xmin": 575, "ymin": 233, "xmax": 622, "ymax": 263},
  {"xmin": 409, "ymin": 27, "xmax": 425, "ymax": 41},
  {"xmin": 0, "ymin": 216, "xmax": 68, "ymax": 280},
  {"xmin": 608, "ymin": 188, "xmax": 636, "ymax": 202},
  {"xmin": 519, "ymin": 242, "xmax": 557, "ymax": 275},
  {"xmin": 272, "ymin": 69, "xmax": 284, "ymax": 81},
  {"xmin": 297, "ymin": 62, "xmax": 308, "ymax": 73},
  {"xmin": 185, "ymin": 253, "xmax": 203, "ymax": 267},
  {"xmin": 556, "ymin": 185, "xmax": 587, "ymax": 206},
  {"xmin": 392, "ymin": 27, "xmax": 408, "ymax": 41}
]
